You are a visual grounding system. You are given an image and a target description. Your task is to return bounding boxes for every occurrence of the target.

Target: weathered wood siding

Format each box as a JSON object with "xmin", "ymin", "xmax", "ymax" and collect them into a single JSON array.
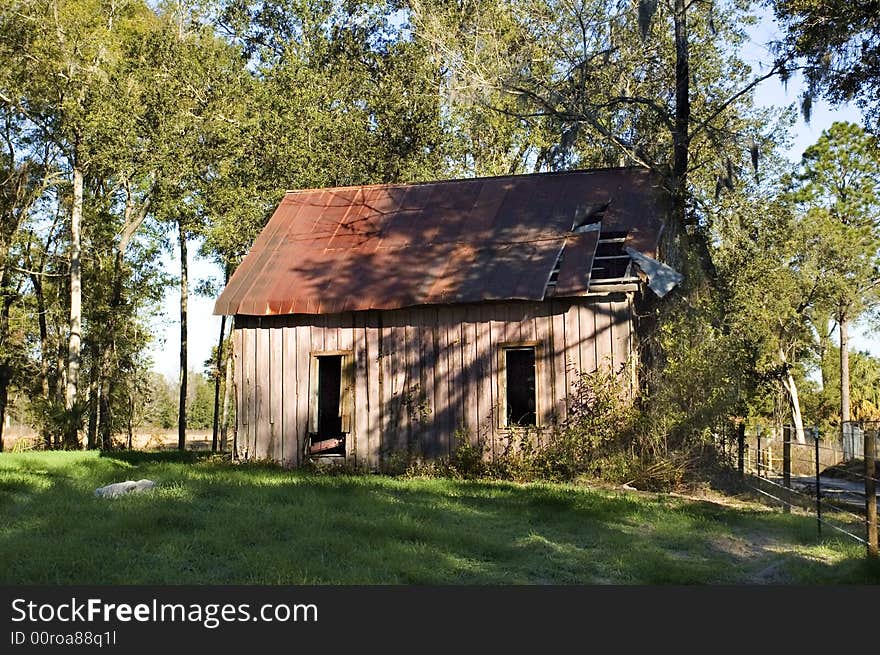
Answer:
[{"xmin": 233, "ymin": 295, "xmax": 633, "ymax": 467}]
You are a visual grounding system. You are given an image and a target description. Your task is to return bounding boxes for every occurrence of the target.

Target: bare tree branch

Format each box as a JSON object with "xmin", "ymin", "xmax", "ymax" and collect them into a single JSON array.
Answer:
[
  {"xmin": 688, "ymin": 66, "xmax": 781, "ymax": 142},
  {"xmin": 117, "ymin": 180, "xmax": 155, "ymax": 254},
  {"xmin": 500, "ymin": 83, "xmax": 659, "ymax": 171}
]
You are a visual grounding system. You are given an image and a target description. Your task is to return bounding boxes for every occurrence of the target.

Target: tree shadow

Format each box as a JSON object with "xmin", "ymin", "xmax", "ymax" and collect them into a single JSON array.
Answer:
[
  {"xmin": 98, "ymin": 450, "xmax": 206, "ymax": 465},
  {"xmin": 2, "ymin": 454, "xmax": 877, "ymax": 585}
]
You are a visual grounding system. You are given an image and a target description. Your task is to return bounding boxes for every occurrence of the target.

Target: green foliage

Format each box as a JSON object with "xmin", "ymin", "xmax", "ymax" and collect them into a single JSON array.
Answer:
[
  {"xmin": 705, "ymin": 123, "xmax": 880, "ymax": 434},
  {"xmin": 639, "ymin": 291, "xmax": 749, "ymax": 442},
  {"xmin": 0, "ymin": 0, "xmax": 186, "ymax": 447},
  {"xmin": 186, "ymin": 372, "xmax": 216, "ymax": 430},
  {"xmin": 26, "ymin": 396, "xmax": 79, "ymax": 449},
  {"xmin": 202, "ymin": 2, "xmax": 454, "ymax": 266},
  {"xmin": 441, "ymin": 426, "xmax": 487, "ymax": 479},
  {"xmin": 804, "ymin": 346, "xmax": 880, "ymax": 425},
  {"xmin": 534, "ymin": 368, "xmax": 637, "ymax": 480},
  {"xmin": 773, "ymin": 0, "xmax": 880, "ymax": 129},
  {"xmin": 412, "ymin": 0, "xmax": 776, "ymax": 195},
  {"xmin": 410, "ymin": 368, "xmax": 639, "ymax": 484},
  {"xmin": 144, "ymin": 371, "xmax": 214, "ymax": 430},
  {"xmin": 792, "ymin": 122, "xmax": 880, "ymax": 317},
  {"xmin": 142, "ymin": 374, "xmax": 175, "ymax": 430},
  {"xmin": 711, "ymin": 180, "xmax": 818, "ymax": 422}
]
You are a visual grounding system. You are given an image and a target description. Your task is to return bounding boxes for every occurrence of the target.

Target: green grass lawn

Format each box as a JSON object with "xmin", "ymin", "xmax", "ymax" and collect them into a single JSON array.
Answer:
[{"xmin": 1, "ymin": 451, "xmax": 877, "ymax": 584}]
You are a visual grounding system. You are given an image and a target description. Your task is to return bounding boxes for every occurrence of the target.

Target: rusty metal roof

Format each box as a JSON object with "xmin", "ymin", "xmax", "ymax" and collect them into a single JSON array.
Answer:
[{"xmin": 214, "ymin": 167, "xmax": 667, "ymax": 316}]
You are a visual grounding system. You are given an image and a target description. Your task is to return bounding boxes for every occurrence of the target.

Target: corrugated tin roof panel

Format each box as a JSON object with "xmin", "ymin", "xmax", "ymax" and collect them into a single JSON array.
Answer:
[
  {"xmin": 214, "ymin": 167, "xmax": 667, "ymax": 316},
  {"xmin": 554, "ymin": 231, "xmax": 600, "ymax": 297}
]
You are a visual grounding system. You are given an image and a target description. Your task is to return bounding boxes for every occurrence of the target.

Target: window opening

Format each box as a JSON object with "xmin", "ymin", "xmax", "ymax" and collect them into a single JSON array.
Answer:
[{"xmin": 505, "ymin": 347, "xmax": 537, "ymax": 426}]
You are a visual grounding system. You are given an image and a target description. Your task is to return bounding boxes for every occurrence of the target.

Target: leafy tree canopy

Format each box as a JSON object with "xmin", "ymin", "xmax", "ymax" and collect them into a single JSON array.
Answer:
[{"xmin": 773, "ymin": 0, "xmax": 880, "ymax": 129}]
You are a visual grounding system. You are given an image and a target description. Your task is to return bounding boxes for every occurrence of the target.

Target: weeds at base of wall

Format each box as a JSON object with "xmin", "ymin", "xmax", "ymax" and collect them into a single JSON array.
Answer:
[
  {"xmin": 398, "ymin": 437, "xmax": 731, "ymax": 492},
  {"xmin": 300, "ymin": 457, "xmax": 375, "ymax": 476},
  {"xmin": 392, "ymin": 368, "xmax": 728, "ymax": 492}
]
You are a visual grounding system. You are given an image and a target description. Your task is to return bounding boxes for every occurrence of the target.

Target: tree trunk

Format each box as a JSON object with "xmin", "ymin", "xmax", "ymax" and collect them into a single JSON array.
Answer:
[
  {"xmin": 31, "ymin": 275, "xmax": 52, "ymax": 449},
  {"xmin": 94, "ymin": 189, "xmax": 152, "ymax": 452},
  {"xmin": 211, "ymin": 314, "xmax": 226, "ymax": 452},
  {"xmin": 866, "ymin": 423, "xmax": 877, "ymax": 557},
  {"xmin": 30, "ymin": 274, "xmax": 50, "ymax": 396},
  {"xmin": 97, "ymin": 248, "xmax": 128, "ymax": 452},
  {"xmin": 220, "ymin": 342, "xmax": 233, "ymax": 452},
  {"xmin": 840, "ymin": 309, "xmax": 850, "ymax": 434},
  {"xmin": 98, "ymin": 369, "xmax": 112, "ymax": 450},
  {"xmin": 666, "ymin": 0, "xmax": 690, "ymax": 272},
  {"xmin": 127, "ymin": 391, "xmax": 134, "ymax": 450},
  {"xmin": 178, "ymin": 222, "xmax": 188, "ymax": 451},
  {"xmin": 779, "ymin": 359, "xmax": 807, "ymax": 444},
  {"xmin": 25, "ymin": 219, "xmax": 59, "ymax": 447},
  {"xmin": 29, "ymin": 272, "xmax": 52, "ymax": 448},
  {"xmin": 54, "ymin": 344, "xmax": 65, "ymax": 448},
  {"xmin": 778, "ymin": 347, "xmax": 806, "ymax": 443},
  {"xmin": 0, "ymin": 312, "xmax": 9, "ymax": 454},
  {"xmin": 0, "ymin": 266, "xmax": 11, "ymax": 452},
  {"xmin": 817, "ymin": 315, "xmax": 831, "ymax": 391},
  {"xmin": 86, "ymin": 364, "xmax": 98, "ymax": 449},
  {"xmin": 0, "ymin": 365, "xmax": 8, "ymax": 453},
  {"xmin": 64, "ymin": 164, "xmax": 83, "ymax": 448}
]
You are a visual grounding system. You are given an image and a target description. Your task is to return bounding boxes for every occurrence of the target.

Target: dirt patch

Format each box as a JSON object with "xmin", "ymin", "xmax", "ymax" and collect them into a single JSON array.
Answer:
[
  {"xmin": 709, "ymin": 532, "xmax": 796, "ymax": 584},
  {"xmin": 751, "ymin": 560, "xmax": 791, "ymax": 584},
  {"xmin": 669, "ymin": 485, "xmax": 776, "ymax": 512},
  {"xmin": 709, "ymin": 534, "xmax": 763, "ymax": 560},
  {"xmin": 577, "ymin": 476, "xmax": 779, "ymax": 515}
]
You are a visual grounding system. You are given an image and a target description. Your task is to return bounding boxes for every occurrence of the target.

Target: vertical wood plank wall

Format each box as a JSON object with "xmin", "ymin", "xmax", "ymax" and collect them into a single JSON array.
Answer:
[{"xmin": 233, "ymin": 295, "xmax": 633, "ymax": 467}]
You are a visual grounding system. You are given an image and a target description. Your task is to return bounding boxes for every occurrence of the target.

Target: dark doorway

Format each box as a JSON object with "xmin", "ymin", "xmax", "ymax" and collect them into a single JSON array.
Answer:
[
  {"xmin": 505, "ymin": 347, "xmax": 536, "ymax": 426},
  {"xmin": 313, "ymin": 355, "xmax": 345, "ymax": 456}
]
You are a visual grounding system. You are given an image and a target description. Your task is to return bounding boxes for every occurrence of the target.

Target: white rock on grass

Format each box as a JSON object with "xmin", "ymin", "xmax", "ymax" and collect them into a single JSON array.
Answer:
[{"xmin": 94, "ymin": 479, "xmax": 156, "ymax": 498}]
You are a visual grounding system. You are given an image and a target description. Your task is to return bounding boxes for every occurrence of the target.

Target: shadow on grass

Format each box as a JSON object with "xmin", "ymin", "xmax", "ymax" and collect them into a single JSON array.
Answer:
[
  {"xmin": 98, "ymin": 450, "xmax": 214, "ymax": 465},
  {"xmin": 1, "ymin": 452, "xmax": 878, "ymax": 585}
]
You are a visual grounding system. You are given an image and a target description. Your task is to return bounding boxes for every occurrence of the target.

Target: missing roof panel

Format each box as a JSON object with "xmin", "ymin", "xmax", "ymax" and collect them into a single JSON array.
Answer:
[
  {"xmin": 571, "ymin": 201, "xmax": 611, "ymax": 232},
  {"xmin": 543, "ymin": 244, "xmax": 566, "ymax": 296},
  {"xmin": 590, "ymin": 229, "xmax": 632, "ymax": 282}
]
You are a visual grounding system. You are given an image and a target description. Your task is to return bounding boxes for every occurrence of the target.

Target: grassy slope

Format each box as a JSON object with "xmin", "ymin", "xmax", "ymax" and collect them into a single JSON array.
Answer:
[{"xmin": 1, "ymin": 452, "xmax": 877, "ymax": 584}]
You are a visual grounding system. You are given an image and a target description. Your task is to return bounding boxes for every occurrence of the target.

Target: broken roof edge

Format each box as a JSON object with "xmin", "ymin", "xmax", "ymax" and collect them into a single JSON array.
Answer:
[
  {"xmin": 282, "ymin": 165, "xmax": 659, "ymax": 196},
  {"xmin": 623, "ymin": 246, "xmax": 683, "ymax": 298}
]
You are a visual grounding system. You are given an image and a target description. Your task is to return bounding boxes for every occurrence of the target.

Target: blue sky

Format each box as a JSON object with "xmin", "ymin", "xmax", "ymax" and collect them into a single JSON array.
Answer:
[{"xmin": 146, "ymin": 9, "xmax": 879, "ymax": 380}]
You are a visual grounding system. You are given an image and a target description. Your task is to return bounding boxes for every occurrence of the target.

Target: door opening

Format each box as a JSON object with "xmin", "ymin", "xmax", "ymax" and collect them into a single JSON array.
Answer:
[{"xmin": 311, "ymin": 355, "xmax": 345, "ymax": 456}]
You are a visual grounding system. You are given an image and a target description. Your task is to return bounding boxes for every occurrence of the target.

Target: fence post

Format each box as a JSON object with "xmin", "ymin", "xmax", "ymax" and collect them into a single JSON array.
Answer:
[
  {"xmin": 737, "ymin": 423, "xmax": 745, "ymax": 479},
  {"xmin": 814, "ymin": 426, "xmax": 821, "ymax": 538},
  {"xmin": 783, "ymin": 425, "xmax": 791, "ymax": 514},
  {"xmin": 866, "ymin": 424, "xmax": 877, "ymax": 557}
]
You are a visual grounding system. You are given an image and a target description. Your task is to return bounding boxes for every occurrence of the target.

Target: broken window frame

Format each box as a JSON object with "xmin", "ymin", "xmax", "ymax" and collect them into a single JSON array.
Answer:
[
  {"xmin": 589, "ymin": 231, "xmax": 633, "ymax": 283},
  {"xmin": 497, "ymin": 341, "xmax": 542, "ymax": 429},
  {"xmin": 307, "ymin": 349, "xmax": 354, "ymax": 457}
]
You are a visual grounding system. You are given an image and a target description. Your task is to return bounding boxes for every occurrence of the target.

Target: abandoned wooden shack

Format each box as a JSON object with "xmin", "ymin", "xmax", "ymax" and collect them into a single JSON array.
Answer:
[{"xmin": 213, "ymin": 167, "xmax": 677, "ymax": 468}]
